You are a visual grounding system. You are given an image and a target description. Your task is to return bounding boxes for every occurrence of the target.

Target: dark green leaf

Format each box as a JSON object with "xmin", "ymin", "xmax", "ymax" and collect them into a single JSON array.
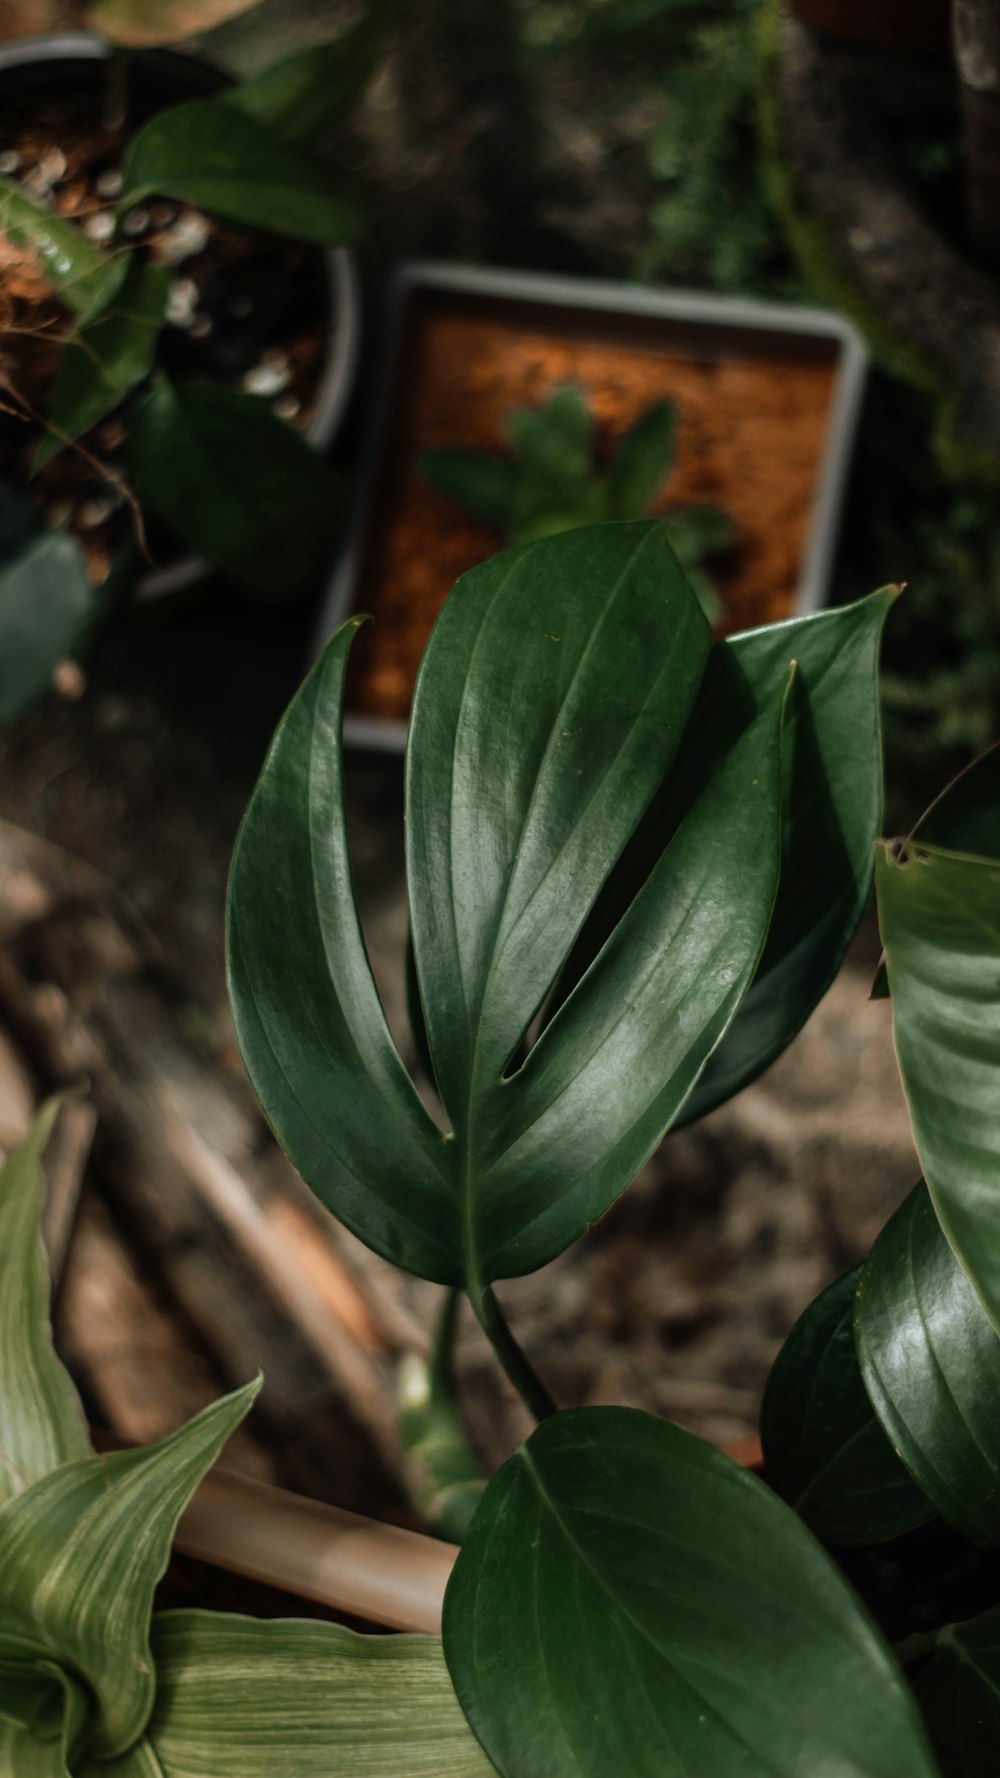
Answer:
[
  {"xmin": 128, "ymin": 376, "xmax": 343, "ymax": 594},
  {"xmin": 916, "ymin": 1603, "xmax": 1000, "ymax": 1778},
  {"xmin": 398, "ymin": 1291, "xmax": 485, "ymax": 1542},
  {"xmin": 0, "ymin": 179, "xmax": 127, "ymax": 323},
  {"xmin": 856, "ymin": 1182, "xmax": 1000, "ymax": 1546},
  {"xmin": 761, "ymin": 1266, "xmax": 934, "ymax": 1545},
  {"xmin": 0, "ymin": 1103, "xmax": 90, "ymax": 1508},
  {"xmin": 121, "ymin": 101, "xmax": 359, "ymax": 244},
  {"xmin": 443, "ymin": 1407, "xmax": 939, "ymax": 1778},
  {"xmin": 418, "ymin": 449, "xmax": 518, "ymax": 531},
  {"xmin": 876, "ymin": 839, "xmax": 1000, "ymax": 1332},
  {"xmin": 680, "ymin": 588, "xmax": 896, "ymax": 1120},
  {"xmin": 0, "ymin": 529, "xmax": 94, "ymax": 729},
  {"xmin": 35, "ymin": 258, "xmax": 168, "ymax": 469},
  {"xmin": 225, "ymin": 8, "xmax": 386, "ymax": 143},
  {"xmin": 98, "ymin": 1610, "xmax": 495, "ymax": 1776},
  {"xmin": 666, "ymin": 503, "xmax": 733, "ymax": 564},
  {"xmin": 607, "ymin": 400, "xmax": 675, "ymax": 517},
  {"xmin": 0, "ymin": 1380, "xmax": 259, "ymax": 1758},
  {"xmin": 505, "ymin": 385, "xmax": 593, "ymax": 492},
  {"xmin": 0, "ymin": 1653, "xmax": 90, "ymax": 1778}
]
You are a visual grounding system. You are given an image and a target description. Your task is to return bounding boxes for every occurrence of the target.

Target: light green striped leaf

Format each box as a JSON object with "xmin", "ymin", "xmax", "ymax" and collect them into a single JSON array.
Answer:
[
  {"xmin": 0, "ymin": 1381, "xmax": 259, "ymax": 1759},
  {"xmin": 0, "ymin": 1102, "xmax": 90, "ymax": 1507},
  {"xmin": 0, "ymin": 1651, "xmax": 89, "ymax": 1778}
]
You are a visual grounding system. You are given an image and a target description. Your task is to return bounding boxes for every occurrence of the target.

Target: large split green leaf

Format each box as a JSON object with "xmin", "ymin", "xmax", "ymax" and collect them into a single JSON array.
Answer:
[
  {"xmin": 88, "ymin": 1612, "xmax": 494, "ymax": 1777},
  {"xmin": 128, "ymin": 376, "xmax": 343, "ymax": 593},
  {"xmin": 760, "ymin": 1266, "xmax": 933, "ymax": 1545},
  {"xmin": 856, "ymin": 1181, "xmax": 1000, "ymax": 1546},
  {"xmin": 876, "ymin": 838, "xmax": 1000, "ymax": 1331},
  {"xmin": 35, "ymin": 258, "xmax": 169, "ymax": 470},
  {"xmin": 0, "ymin": 528, "xmax": 94, "ymax": 729},
  {"xmin": 0, "ymin": 179, "xmax": 127, "ymax": 323},
  {"xmin": 443, "ymin": 1406, "xmax": 938, "ymax": 1778},
  {"xmin": 121, "ymin": 101, "xmax": 359, "ymax": 244},
  {"xmin": 230, "ymin": 522, "xmax": 796, "ymax": 1288},
  {"xmin": 0, "ymin": 1104, "xmax": 90, "ymax": 1507},
  {"xmin": 0, "ymin": 1381, "xmax": 259, "ymax": 1758},
  {"xmin": 916, "ymin": 1602, "xmax": 1000, "ymax": 1777}
]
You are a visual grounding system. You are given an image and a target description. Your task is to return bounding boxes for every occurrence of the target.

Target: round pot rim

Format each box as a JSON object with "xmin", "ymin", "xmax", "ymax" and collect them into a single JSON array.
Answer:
[{"xmin": 0, "ymin": 29, "xmax": 362, "ymax": 599}]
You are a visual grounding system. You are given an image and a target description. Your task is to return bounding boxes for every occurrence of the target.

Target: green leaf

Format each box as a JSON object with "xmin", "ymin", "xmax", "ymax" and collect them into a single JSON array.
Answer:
[
  {"xmin": 443, "ymin": 1406, "xmax": 939, "ymax": 1778},
  {"xmin": 229, "ymin": 522, "xmax": 793, "ymax": 1288},
  {"xmin": 35, "ymin": 258, "xmax": 169, "ymax": 470},
  {"xmin": 916, "ymin": 1603, "xmax": 1000, "ymax": 1778},
  {"xmin": 0, "ymin": 1103, "xmax": 90, "ymax": 1508},
  {"xmin": 680, "ymin": 588, "xmax": 896, "ymax": 1120},
  {"xmin": 121, "ymin": 101, "xmax": 359, "ymax": 245},
  {"xmin": 0, "ymin": 1380, "xmax": 259, "ymax": 1758},
  {"xmin": 606, "ymin": 400, "xmax": 675, "ymax": 517},
  {"xmin": 399, "ymin": 1291, "xmax": 486, "ymax": 1542},
  {"xmin": 87, "ymin": 0, "xmax": 262, "ymax": 47},
  {"xmin": 0, "ymin": 1651, "xmax": 90, "ymax": 1778},
  {"xmin": 0, "ymin": 529, "xmax": 94, "ymax": 730},
  {"xmin": 856, "ymin": 1181, "xmax": 1000, "ymax": 1547},
  {"xmin": 666, "ymin": 503, "xmax": 733, "ymax": 565},
  {"xmin": 0, "ymin": 179, "xmax": 127, "ymax": 323},
  {"xmin": 128, "ymin": 376, "xmax": 343, "ymax": 594},
  {"xmin": 226, "ymin": 8, "xmax": 387, "ymax": 143},
  {"xmin": 87, "ymin": 1611, "xmax": 495, "ymax": 1777},
  {"xmin": 505, "ymin": 386, "xmax": 593, "ymax": 492},
  {"xmin": 876, "ymin": 838, "xmax": 1000, "ymax": 1331},
  {"xmin": 760, "ymin": 1266, "xmax": 934, "ymax": 1545},
  {"xmin": 418, "ymin": 449, "xmax": 518, "ymax": 531}
]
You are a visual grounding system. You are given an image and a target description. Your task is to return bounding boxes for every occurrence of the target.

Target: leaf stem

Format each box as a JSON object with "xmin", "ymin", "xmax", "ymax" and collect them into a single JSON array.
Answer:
[{"xmin": 468, "ymin": 1282, "xmax": 557, "ymax": 1422}]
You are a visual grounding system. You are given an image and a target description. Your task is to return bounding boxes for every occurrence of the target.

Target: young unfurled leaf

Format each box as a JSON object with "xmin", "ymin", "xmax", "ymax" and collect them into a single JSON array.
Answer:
[
  {"xmin": 229, "ymin": 523, "xmax": 792, "ymax": 1290},
  {"xmin": 87, "ymin": 0, "xmax": 263, "ymax": 47},
  {"xmin": 85, "ymin": 1612, "xmax": 494, "ymax": 1777},
  {"xmin": 0, "ymin": 1103, "xmax": 90, "ymax": 1508},
  {"xmin": 876, "ymin": 838, "xmax": 1000, "ymax": 1333},
  {"xmin": 761, "ymin": 1266, "xmax": 934, "ymax": 1545},
  {"xmin": 121, "ymin": 101, "xmax": 359, "ymax": 244},
  {"xmin": 916, "ymin": 1602, "xmax": 1000, "ymax": 1777},
  {"xmin": 856, "ymin": 1181, "xmax": 1000, "ymax": 1547},
  {"xmin": 0, "ymin": 529, "xmax": 95, "ymax": 729},
  {"xmin": 398, "ymin": 1292, "xmax": 486, "ymax": 1542},
  {"xmin": 128, "ymin": 377, "xmax": 344, "ymax": 593},
  {"xmin": 35, "ymin": 258, "xmax": 169, "ymax": 470},
  {"xmin": 0, "ymin": 178, "xmax": 127, "ymax": 323},
  {"xmin": 0, "ymin": 1381, "xmax": 260, "ymax": 1759},
  {"xmin": 443, "ymin": 1407, "xmax": 939, "ymax": 1778}
]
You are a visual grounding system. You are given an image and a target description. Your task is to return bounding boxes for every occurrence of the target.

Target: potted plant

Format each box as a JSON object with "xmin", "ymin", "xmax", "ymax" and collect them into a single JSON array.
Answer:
[{"xmin": 0, "ymin": 0, "xmax": 377, "ymax": 610}]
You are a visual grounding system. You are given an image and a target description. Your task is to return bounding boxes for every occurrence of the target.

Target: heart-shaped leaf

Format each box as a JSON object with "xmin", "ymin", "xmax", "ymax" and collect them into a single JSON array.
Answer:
[
  {"xmin": 35, "ymin": 258, "xmax": 168, "ymax": 470},
  {"xmin": 230, "ymin": 523, "xmax": 793, "ymax": 1291},
  {"xmin": 0, "ymin": 1103, "xmax": 90, "ymax": 1508},
  {"xmin": 876, "ymin": 838, "xmax": 1000, "ymax": 1332},
  {"xmin": 0, "ymin": 528, "xmax": 94, "ymax": 729},
  {"xmin": 85, "ymin": 1612, "xmax": 494, "ymax": 1777},
  {"xmin": 916, "ymin": 1602, "xmax": 1000, "ymax": 1777},
  {"xmin": 760, "ymin": 1265, "xmax": 934, "ymax": 1545},
  {"xmin": 128, "ymin": 376, "xmax": 344, "ymax": 593},
  {"xmin": 121, "ymin": 101, "xmax": 359, "ymax": 244},
  {"xmin": 856, "ymin": 1181, "xmax": 1000, "ymax": 1546},
  {"xmin": 0, "ymin": 179, "xmax": 127, "ymax": 323},
  {"xmin": 443, "ymin": 1406, "xmax": 939, "ymax": 1778},
  {"xmin": 0, "ymin": 1380, "xmax": 259, "ymax": 1758}
]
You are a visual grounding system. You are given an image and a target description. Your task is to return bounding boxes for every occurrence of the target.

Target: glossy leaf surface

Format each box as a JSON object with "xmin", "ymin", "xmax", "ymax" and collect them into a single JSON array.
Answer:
[
  {"xmin": 85, "ymin": 1612, "xmax": 494, "ymax": 1777},
  {"xmin": 761, "ymin": 1266, "xmax": 933, "ymax": 1545},
  {"xmin": 0, "ymin": 529, "xmax": 93, "ymax": 729},
  {"xmin": 35, "ymin": 258, "xmax": 168, "ymax": 469},
  {"xmin": 87, "ymin": 0, "xmax": 262, "ymax": 46},
  {"xmin": 856, "ymin": 1182, "xmax": 1000, "ymax": 1546},
  {"xmin": 0, "ymin": 1104, "xmax": 90, "ymax": 1508},
  {"xmin": 681, "ymin": 589, "xmax": 896, "ymax": 1119},
  {"xmin": 128, "ymin": 376, "xmax": 342, "ymax": 593},
  {"xmin": 916, "ymin": 1603, "xmax": 1000, "ymax": 1778},
  {"xmin": 0, "ymin": 178, "xmax": 127, "ymax": 322},
  {"xmin": 876, "ymin": 838, "xmax": 1000, "ymax": 1331},
  {"xmin": 0, "ymin": 1382, "xmax": 259, "ymax": 1757},
  {"xmin": 443, "ymin": 1406, "xmax": 938, "ymax": 1778},
  {"xmin": 122, "ymin": 101, "xmax": 359, "ymax": 244}
]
